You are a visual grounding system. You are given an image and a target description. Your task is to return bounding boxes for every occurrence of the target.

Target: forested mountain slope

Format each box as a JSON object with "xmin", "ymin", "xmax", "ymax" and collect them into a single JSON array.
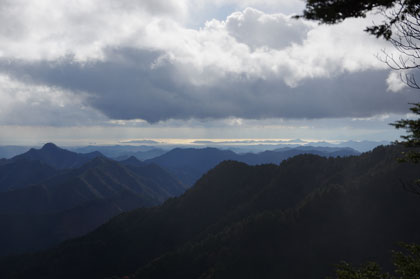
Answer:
[
  {"xmin": 0, "ymin": 145, "xmax": 418, "ymax": 279},
  {"xmin": 0, "ymin": 143, "xmax": 103, "ymax": 192},
  {"xmin": 0, "ymin": 160, "xmax": 59, "ymax": 192},
  {"xmin": 0, "ymin": 156, "xmax": 184, "ymax": 257}
]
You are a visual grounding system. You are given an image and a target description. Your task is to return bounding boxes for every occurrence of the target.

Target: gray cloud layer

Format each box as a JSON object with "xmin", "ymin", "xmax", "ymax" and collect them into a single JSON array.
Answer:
[
  {"xmin": 1, "ymin": 47, "xmax": 416, "ymax": 123},
  {"xmin": 0, "ymin": 1, "xmax": 415, "ymax": 128}
]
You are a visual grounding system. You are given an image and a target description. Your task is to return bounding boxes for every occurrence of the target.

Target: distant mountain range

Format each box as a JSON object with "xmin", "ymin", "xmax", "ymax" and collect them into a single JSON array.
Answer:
[
  {"xmin": 74, "ymin": 140, "xmax": 387, "ymax": 155},
  {"xmin": 1, "ymin": 145, "xmax": 418, "ymax": 279},
  {"xmin": 309, "ymin": 140, "xmax": 390, "ymax": 152},
  {"xmin": 145, "ymin": 146, "xmax": 360, "ymax": 186},
  {"xmin": 70, "ymin": 145, "xmax": 167, "ymax": 160},
  {"xmin": 188, "ymin": 140, "xmax": 390, "ymax": 153},
  {"xmin": 115, "ymin": 149, "xmax": 168, "ymax": 161},
  {"xmin": 1, "ymin": 144, "xmax": 361, "ymax": 191},
  {"xmin": 0, "ymin": 140, "xmax": 390, "ymax": 160},
  {"xmin": 0, "ymin": 143, "xmax": 184, "ymax": 256}
]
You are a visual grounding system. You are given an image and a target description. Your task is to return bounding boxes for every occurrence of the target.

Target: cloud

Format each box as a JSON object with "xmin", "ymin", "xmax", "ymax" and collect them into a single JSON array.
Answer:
[
  {"xmin": 119, "ymin": 139, "xmax": 161, "ymax": 144},
  {"xmin": 0, "ymin": 74, "xmax": 106, "ymax": 126},
  {"xmin": 141, "ymin": 10, "xmax": 391, "ymax": 87},
  {"xmin": 0, "ymin": 0, "xmax": 187, "ymax": 61},
  {"xmin": 190, "ymin": 0, "xmax": 304, "ymax": 14},
  {"xmin": 225, "ymin": 8, "xmax": 312, "ymax": 50},
  {"xmin": 1, "ymin": 48, "xmax": 416, "ymax": 124},
  {"xmin": 0, "ymin": 3, "xmax": 415, "ymax": 126},
  {"xmin": 386, "ymin": 71, "xmax": 408, "ymax": 92},
  {"xmin": 0, "ymin": 114, "xmax": 406, "ymax": 146}
]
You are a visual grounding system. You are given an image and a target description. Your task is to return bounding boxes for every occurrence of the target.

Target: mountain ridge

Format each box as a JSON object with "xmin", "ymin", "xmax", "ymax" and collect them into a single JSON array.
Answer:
[
  {"xmin": 1, "ymin": 145, "xmax": 418, "ymax": 279},
  {"xmin": 11, "ymin": 143, "xmax": 104, "ymax": 170},
  {"xmin": 146, "ymin": 146, "xmax": 360, "ymax": 186},
  {"xmin": 0, "ymin": 149, "xmax": 185, "ymax": 257}
]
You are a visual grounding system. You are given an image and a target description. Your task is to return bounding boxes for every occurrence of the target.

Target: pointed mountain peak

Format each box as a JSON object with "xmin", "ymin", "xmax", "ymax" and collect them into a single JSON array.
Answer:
[
  {"xmin": 88, "ymin": 151, "xmax": 103, "ymax": 156},
  {"xmin": 126, "ymin": 156, "xmax": 141, "ymax": 162},
  {"xmin": 120, "ymin": 156, "xmax": 145, "ymax": 167},
  {"xmin": 41, "ymin": 143, "xmax": 60, "ymax": 151},
  {"xmin": 10, "ymin": 143, "xmax": 106, "ymax": 170}
]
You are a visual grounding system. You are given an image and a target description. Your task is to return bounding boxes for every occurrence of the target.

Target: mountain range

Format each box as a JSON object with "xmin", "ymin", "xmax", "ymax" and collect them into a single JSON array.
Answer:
[
  {"xmin": 0, "ymin": 142, "xmax": 368, "ymax": 190},
  {"xmin": 70, "ymin": 145, "xmax": 167, "ymax": 160},
  {"xmin": 0, "ymin": 143, "xmax": 184, "ymax": 256},
  {"xmin": 62, "ymin": 140, "xmax": 388, "ymax": 159},
  {"xmin": 11, "ymin": 143, "xmax": 103, "ymax": 169},
  {"xmin": 145, "ymin": 146, "xmax": 360, "ymax": 186},
  {"xmin": 1, "ymin": 144, "xmax": 418, "ymax": 279}
]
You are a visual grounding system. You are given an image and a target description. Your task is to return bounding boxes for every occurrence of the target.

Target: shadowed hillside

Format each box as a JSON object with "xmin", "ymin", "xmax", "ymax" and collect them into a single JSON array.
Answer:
[
  {"xmin": 0, "ymin": 145, "xmax": 418, "ymax": 279},
  {"xmin": 0, "ymin": 151, "xmax": 184, "ymax": 257},
  {"xmin": 0, "ymin": 143, "xmax": 103, "ymax": 192}
]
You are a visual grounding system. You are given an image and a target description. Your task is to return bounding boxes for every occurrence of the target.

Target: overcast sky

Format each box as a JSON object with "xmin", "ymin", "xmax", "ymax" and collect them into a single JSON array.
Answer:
[{"xmin": 0, "ymin": 0, "xmax": 417, "ymax": 146}]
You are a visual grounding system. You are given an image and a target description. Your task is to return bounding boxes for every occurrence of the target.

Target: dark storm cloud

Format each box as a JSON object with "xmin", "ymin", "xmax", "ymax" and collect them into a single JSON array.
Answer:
[{"xmin": 0, "ymin": 47, "xmax": 416, "ymax": 123}]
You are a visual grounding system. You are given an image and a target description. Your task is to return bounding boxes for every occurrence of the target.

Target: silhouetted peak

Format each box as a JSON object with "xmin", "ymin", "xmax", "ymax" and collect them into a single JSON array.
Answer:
[
  {"xmin": 41, "ymin": 143, "xmax": 60, "ymax": 151},
  {"xmin": 120, "ymin": 156, "xmax": 145, "ymax": 167},
  {"xmin": 127, "ymin": 156, "xmax": 140, "ymax": 162},
  {"xmin": 212, "ymin": 160, "xmax": 249, "ymax": 170}
]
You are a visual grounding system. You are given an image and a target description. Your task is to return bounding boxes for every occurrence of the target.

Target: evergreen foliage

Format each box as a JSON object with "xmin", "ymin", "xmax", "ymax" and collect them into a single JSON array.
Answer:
[
  {"xmin": 300, "ymin": 2, "xmax": 420, "ymax": 278},
  {"xmin": 299, "ymin": 0, "xmax": 420, "ymax": 39},
  {"xmin": 329, "ymin": 243, "xmax": 420, "ymax": 279},
  {"xmin": 391, "ymin": 103, "xmax": 420, "ymax": 164},
  {"xmin": 301, "ymin": 0, "xmax": 420, "ymax": 164}
]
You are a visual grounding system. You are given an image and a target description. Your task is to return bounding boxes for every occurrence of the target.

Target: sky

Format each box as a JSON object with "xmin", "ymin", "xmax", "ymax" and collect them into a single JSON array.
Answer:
[{"xmin": 0, "ymin": 0, "xmax": 418, "ymax": 146}]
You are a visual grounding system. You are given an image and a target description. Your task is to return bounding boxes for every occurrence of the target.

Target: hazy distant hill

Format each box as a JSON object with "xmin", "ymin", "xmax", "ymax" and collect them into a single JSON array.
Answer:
[
  {"xmin": 116, "ymin": 148, "xmax": 167, "ymax": 161},
  {"xmin": 0, "ymin": 152, "xmax": 184, "ymax": 257},
  {"xmin": 2, "ymin": 145, "xmax": 417, "ymax": 279},
  {"xmin": 146, "ymin": 146, "xmax": 359, "ymax": 186},
  {"xmin": 119, "ymin": 156, "xmax": 147, "ymax": 167},
  {"xmin": 171, "ymin": 140, "xmax": 388, "ymax": 153},
  {"xmin": 71, "ymin": 145, "xmax": 166, "ymax": 160},
  {"xmin": 146, "ymin": 148, "xmax": 239, "ymax": 186},
  {"xmin": 310, "ymin": 140, "xmax": 390, "ymax": 152}
]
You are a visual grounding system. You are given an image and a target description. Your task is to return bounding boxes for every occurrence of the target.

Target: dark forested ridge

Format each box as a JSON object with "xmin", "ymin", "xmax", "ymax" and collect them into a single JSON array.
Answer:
[
  {"xmin": 0, "ymin": 146, "xmax": 184, "ymax": 257},
  {"xmin": 0, "ymin": 160, "xmax": 59, "ymax": 192},
  {"xmin": 1, "ymin": 145, "xmax": 419, "ymax": 279}
]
